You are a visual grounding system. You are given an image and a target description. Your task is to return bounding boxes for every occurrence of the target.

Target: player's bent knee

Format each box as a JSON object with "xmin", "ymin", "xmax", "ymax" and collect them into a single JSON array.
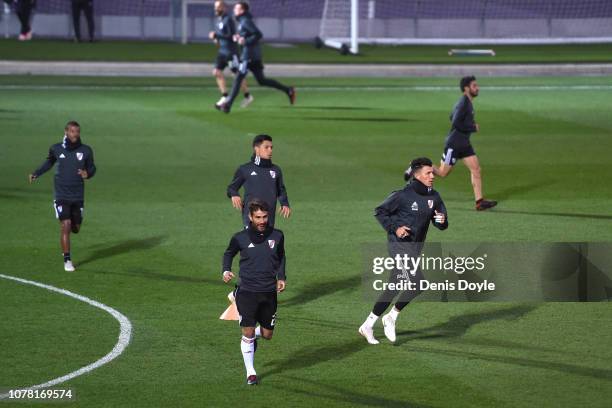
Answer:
[{"xmin": 262, "ymin": 331, "xmax": 273, "ymax": 340}]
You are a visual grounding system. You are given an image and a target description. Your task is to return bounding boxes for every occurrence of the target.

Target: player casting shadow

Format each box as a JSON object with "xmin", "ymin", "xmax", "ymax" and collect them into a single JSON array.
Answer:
[
  {"xmin": 277, "ymin": 375, "xmax": 433, "ymax": 408},
  {"xmin": 285, "ymin": 106, "xmax": 377, "ymax": 111},
  {"xmin": 408, "ymin": 344, "xmax": 612, "ymax": 381},
  {"xmin": 395, "ymin": 304, "xmax": 537, "ymax": 346},
  {"xmin": 262, "ymin": 338, "xmax": 368, "ymax": 378},
  {"xmin": 87, "ymin": 267, "xmax": 222, "ymax": 285},
  {"xmin": 486, "ymin": 208, "xmax": 612, "ymax": 221},
  {"xmin": 0, "ymin": 187, "xmax": 49, "ymax": 200},
  {"xmin": 302, "ymin": 116, "xmax": 418, "ymax": 123},
  {"xmin": 282, "ymin": 275, "xmax": 360, "ymax": 308},
  {"xmin": 491, "ymin": 180, "xmax": 553, "ymax": 201},
  {"xmin": 78, "ymin": 235, "xmax": 166, "ymax": 266}
]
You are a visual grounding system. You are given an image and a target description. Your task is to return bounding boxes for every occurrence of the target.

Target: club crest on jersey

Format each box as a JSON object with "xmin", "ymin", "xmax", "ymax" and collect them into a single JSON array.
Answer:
[
  {"xmin": 428, "ymin": 200, "xmax": 434, "ymax": 209},
  {"xmin": 76, "ymin": 152, "xmax": 83, "ymax": 161},
  {"xmin": 411, "ymin": 201, "xmax": 419, "ymax": 211},
  {"xmin": 218, "ymin": 22, "xmax": 224, "ymax": 29},
  {"xmin": 268, "ymin": 239, "xmax": 275, "ymax": 249},
  {"xmin": 269, "ymin": 170, "xmax": 276, "ymax": 179}
]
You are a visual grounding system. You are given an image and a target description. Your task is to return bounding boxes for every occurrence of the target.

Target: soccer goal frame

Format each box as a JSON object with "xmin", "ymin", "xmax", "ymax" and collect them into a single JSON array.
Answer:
[
  {"xmin": 318, "ymin": 0, "xmax": 612, "ymax": 55},
  {"xmin": 180, "ymin": 0, "xmax": 215, "ymax": 44}
]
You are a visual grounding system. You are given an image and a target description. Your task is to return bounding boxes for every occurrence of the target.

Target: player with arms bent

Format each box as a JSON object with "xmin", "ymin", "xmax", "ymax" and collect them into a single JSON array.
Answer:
[{"xmin": 222, "ymin": 200, "xmax": 287, "ymax": 385}]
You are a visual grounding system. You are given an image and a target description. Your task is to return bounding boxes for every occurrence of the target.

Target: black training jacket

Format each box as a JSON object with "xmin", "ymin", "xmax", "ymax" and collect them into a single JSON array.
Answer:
[
  {"xmin": 33, "ymin": 137, "xmax": 96, "ymax": 201},
  {"xmin": 223, "ymin": 226, "xmax": 286, "ymax": 292}
]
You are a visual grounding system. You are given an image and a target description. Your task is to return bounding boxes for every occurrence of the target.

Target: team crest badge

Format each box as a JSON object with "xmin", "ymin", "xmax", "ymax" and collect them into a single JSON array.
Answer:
[
  {"xmin": 428, "ymin": 200, "xmax": 434, "ymax": 209},
  {"xmin": 76, "ymin": 152, "xmax": 83, "ymax": 161},
  {"xmin": 268, "ymin": 239, "xmax": 275, "ymax": 249},
  {"xmin": 269, "ymin": 170, "xmax": 276, "ymax": 179}
]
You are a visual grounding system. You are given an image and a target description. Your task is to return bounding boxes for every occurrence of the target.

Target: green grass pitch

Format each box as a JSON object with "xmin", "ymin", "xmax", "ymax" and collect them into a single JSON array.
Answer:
[
  {"xmin": 2, "ymin": 39, "xmax": 612, "ymax": 64},
  {"xmin": 1, "ymin": 75, "xmax": 611, "ymax": 407}
]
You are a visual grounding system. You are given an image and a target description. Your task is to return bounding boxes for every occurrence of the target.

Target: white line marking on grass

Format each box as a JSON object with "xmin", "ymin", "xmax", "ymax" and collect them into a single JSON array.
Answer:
[
  {"xmin": 0, "ymin": 85, "xmax": 611, "ymax": 92},
  {"xmin": 0, "ymin": 274, "xmax": 132, "ymax": 400}
]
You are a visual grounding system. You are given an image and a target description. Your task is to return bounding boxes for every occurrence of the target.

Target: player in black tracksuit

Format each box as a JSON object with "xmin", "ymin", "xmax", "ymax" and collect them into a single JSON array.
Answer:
[
  {"xmin": 359, "ymin": 157, "xmax": 448, "ymax": 344},
  {"xmin": 433, "ymin": 75, "xmax": 497, "ymax": 211},
  {"xmin": 209, "ymin": 1, "xmax": 251, "ymax": 108},
  {"xmin": 227, "ymin": 134, "xmax": 290, "ymax": 228},
  {"xmin": 218, "ymin": 1, "xmax": 295, "ymax": 113},
  {"xmin": 29, "ymin": 121, "xmax": 96, "ymax": 272},
  {"xmin": 222, "ymin": 199, "xmax": 286, "ymax": 385}
]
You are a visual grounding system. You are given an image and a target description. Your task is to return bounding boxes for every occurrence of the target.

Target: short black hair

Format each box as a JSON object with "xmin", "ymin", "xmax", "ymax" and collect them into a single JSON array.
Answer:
[
  {"xmin": 460, "ymin": 75, "xmax": 476, "ymax": 92},
  {"xmin": 248, "ymin": 199, "xmax": 269, "ymax": 215},
  {"xmin": 65, "ymin": 120, "xmax": 80, "ymax": 130},
  {"xmin": 252, "ymin": 134, "xmax": 272, "ymax": 147},
  {"xmin": 236, "ymin": 1, "xmax": 249, "ymax": 11},
  {"xmin": 404, "ymin": 157, "xmax": 433, "ymax": 181}
]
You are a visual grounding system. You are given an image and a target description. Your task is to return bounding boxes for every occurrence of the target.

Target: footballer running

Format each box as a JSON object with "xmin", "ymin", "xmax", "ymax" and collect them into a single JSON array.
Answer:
[
  {"xmin": 360, "ymin": 157, "xmax": 448, "ymax": 344},
  {"xmin": 432, "ymin": 76, "xmax": 497, "ymax": 211},
  {"xmin": 222, "ymin": 200, "xmax": 287, "ymax": 385},
  {"xmin": 217, "ymin": 2, "xmax": 296, "ymax": 113},
  {"xmin": 29, "ymin": 121, "xmax": 97, "ymax": 272},
  {"xmin": 209, "ymin": 0, "xmax": 253, "ymax": 109},
  {"xmin": 227, "ymin": 134, "xmax": 291, "ymax": 228}
]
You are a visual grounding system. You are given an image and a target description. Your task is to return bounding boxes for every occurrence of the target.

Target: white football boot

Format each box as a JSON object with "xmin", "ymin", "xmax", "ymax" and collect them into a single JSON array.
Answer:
[
  {"xmin": 215, "ymin": 96, "xmax": 227, "ymax": 107},
  {"xmin": 358, "ymin": 323, "xmax": 380, "ymax": 345},
  {"xmin": 382, "ymin": 314, "xmax": 397, "ymax": 343},
  {"xmin": 64, "ymin": 260, "xmax": 76, "ymax": 272},
  {"xmin": 240, "ymin": 94, "xmax": 254, "ymax": 108}
]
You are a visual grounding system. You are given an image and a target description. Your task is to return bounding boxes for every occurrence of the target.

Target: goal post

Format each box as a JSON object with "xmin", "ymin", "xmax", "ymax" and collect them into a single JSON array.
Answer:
[
  {"xmin": 181, "ymin": 0, "xmax": 215, "ymax": 44},
  {"xmin": 318, "ymin": 0, "xmax": 612, "ymax": 55}
]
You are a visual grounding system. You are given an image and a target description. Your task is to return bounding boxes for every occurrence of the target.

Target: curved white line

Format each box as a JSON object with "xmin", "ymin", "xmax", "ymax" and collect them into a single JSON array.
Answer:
[{"xmin": 0, "ymin": 274, "xmax": 132, "ymax": 400}]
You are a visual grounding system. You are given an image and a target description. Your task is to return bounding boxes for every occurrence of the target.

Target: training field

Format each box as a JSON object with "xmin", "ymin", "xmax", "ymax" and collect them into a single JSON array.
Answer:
[{"xmin": 1, "ymin": 75, "xmax": 611, "ymax": 407}]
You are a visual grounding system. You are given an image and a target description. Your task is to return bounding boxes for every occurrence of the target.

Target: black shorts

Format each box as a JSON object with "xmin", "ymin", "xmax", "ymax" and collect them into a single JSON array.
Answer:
[
  {"xmin": 441, "ymin": 144, "xmax": 476, "ymax": 166},
  {"xmin": 235, "ymin": 289, "xmax": 277, "ymax": 330},
  {"xmin": 237, "ymin": 59, "xmax": 264, "ymax": 75},
  {"xmin": 53, "ymin": 200, "xmax": 84, "ymax": 224},
  {"xmin": 215, "ymin": 53, "xmax": 239, "ymax": 73}
]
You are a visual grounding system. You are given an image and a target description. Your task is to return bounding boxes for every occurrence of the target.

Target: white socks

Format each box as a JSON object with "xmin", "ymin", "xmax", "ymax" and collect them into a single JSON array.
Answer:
[
  {"xmin": 241, "ymin": 336, "xmax": 256, "ymax": 377},
  {"xmin": 255, "ymin": 326, "xmax": 261, "ymax": 338},
  {"xmin": 388, "ymin": 307, "xmax": 400, "ymax": 321},
  {"xmin": 363, "ymin": 312, "xmax": 379, "ymax": 328}
]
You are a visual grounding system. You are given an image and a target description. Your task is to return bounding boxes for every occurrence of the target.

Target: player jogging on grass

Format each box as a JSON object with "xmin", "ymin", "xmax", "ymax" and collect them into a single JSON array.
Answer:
[
  {"xmin": 227, "ymin": 134, "xmax": 291, "ymax": 228},
  {"xmin": 432, "ymin": 76, "xmax": 497, "ymax": 211},
  {"xmin": 359, "ymin": 157, "xmax": 448, "ymax": 344},
  {"xmin": 222, "ymin": 199, "xmax": 287, "ymax": 385},
  {"xmin": 217, "ymin": 1, "xmax": 296, "ymax": 114},
  {"xmin": 209, "ymin": 0, "xmax": 253, "ymax": 109},
  {"xmin": 29, "ymin": 121, "xmax": 96, "ymax": 272}
]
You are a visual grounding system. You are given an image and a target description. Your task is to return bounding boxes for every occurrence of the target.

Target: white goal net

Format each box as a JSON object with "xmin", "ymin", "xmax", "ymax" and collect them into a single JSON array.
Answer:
[{"xmin": 319, "ymin": 0, "xmax": 612, "ymax": 54}]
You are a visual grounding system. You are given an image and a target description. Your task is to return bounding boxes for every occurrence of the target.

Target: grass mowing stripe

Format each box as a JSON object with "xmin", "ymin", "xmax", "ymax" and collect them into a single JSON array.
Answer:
[{"xmin": 1, "ymin": 85, "xmax": 612, "ymax": 92}]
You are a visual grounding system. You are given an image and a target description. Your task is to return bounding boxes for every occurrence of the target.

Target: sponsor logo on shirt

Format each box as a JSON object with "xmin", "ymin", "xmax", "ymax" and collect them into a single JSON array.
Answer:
[
  {"xmin": 250, "ymin": 171, "xmax": 257, "ymax": 176},
  {"xmin": 59, "ymin": 153, "xmax": 66, "ymax": 159},
  {"xmin": 248, "ymin": 243, "xmax": 255, "ymax": 248},
  {"xmin": 411, "ymin": 201, "xmax": 419, "ymax": 211}
]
